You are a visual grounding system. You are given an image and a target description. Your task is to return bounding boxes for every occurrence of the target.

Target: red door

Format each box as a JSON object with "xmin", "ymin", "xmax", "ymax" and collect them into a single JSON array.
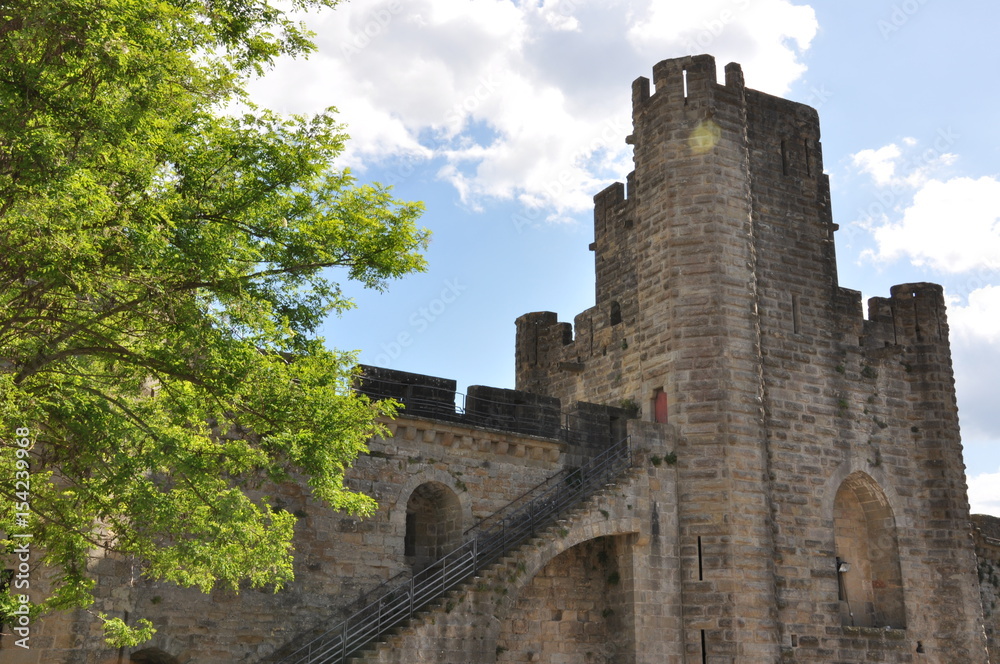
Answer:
[{"xmin": 654, "ymin": 390, "xmax": 668, "ymax": 424}]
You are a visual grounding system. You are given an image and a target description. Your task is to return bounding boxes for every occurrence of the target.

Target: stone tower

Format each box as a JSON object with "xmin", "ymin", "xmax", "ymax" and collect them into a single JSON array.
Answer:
[
  {"xmin": 516, "ymin": 54, "xmax": 987, "ymax": 662},
  {"xmin": 11, "ymin": 54, "xmax": 991, "ymax": 664}
]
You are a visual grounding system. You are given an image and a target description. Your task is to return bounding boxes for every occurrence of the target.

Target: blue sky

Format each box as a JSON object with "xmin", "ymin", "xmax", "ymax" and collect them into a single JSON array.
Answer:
[{"xmin": 249, "ymin": 1, "xmax": 1000, "ymax": 514}]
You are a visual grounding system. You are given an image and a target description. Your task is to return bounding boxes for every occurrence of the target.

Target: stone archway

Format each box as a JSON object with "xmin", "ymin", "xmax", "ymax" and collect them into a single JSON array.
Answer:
[
  {"xmin": 405, "ymin": 481, "xmax": 463, "ymax": 570},
  {"xmin": 130, "ymin": 647, "xmax": 179, "ymax": 664},
  {"xmin": 833, "ymin": 471, "xmax": 906, "ymax": 628},
  {"xmin": 496, "ymin": 535, "xmax": 635, "ymax": 664}
]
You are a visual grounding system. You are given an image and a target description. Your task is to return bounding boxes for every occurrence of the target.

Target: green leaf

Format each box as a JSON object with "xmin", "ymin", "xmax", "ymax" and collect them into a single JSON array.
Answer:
[{"xmin": 0, "ymin": 0, "xmax": 426, "ymax": 644}]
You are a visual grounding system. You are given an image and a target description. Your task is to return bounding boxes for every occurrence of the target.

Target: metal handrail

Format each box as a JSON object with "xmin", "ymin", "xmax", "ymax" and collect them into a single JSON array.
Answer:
[
  {"xmin": 462, "ymin": 464, "xmax": 573, "ymax": 538},
  {"xmin": 273, "ymin": 436, "xmax": 634, "ymax": 664}
]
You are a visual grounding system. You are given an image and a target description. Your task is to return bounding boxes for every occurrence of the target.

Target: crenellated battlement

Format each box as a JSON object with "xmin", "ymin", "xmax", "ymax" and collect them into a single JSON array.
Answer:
[
  {"xmin": 519, "ymin": 54, "xmax": 842, "ymax": 407},
  {"xmin": 628, "ymin": 55, "xmax": 823, "ymax": 185},
  {"xmin": 34, "ymin": 54, "xmax": 987, "ymax": 664},
  {"xmin": 593, "ymin": 180, "xmax": 626, "ymax": 209},
  {"xmin": 629, "ymin": 54, "xmax": 745, "ymax": 112},
  {"xmin": 357, "ymin": 364, "xmax": 633, "ymax": 465},
  {"xmin": 513, "ymin": 57, "xmax": 982, "ymax": 663},
  {"xmin": 651, "ymin": 53, "xmax": 719, "ymax": 100},
  {"xmin": 852, "ymin": 282, "xmax": 949, "ymax": 350}
]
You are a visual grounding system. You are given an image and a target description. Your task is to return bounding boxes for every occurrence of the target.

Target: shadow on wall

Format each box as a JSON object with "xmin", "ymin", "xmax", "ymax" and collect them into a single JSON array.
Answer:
[
  {"xmin": 130, "ymin": 648, "xmax": 179, "ymax": 664},
  {"xmin": 405, "ymin": 481, "xmax": 463, "ymax": 571}
]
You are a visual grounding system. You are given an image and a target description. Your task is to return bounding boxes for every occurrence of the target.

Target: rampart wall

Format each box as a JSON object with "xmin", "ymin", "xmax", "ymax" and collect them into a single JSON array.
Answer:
[
  {"xmin": 5, "ymin": 53, "xmax": 994, "ymax": 664},
  {"xmin": 10, "ymin": 367, "xmax": 638, "ymax": 664}
]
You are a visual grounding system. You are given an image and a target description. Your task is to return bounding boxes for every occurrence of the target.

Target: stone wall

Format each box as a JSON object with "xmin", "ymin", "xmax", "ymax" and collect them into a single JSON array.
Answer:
[
  {"xmin": 9, "ymin": 409, "xmax": 576, "ymax": 664},
  {"xmin": 515, "ymin": 54, "xmax": 988, "ymax": 662},
  {"xmin": 975, "ymin": 514, "xmax": 1000, "ymax": 663},
  {"xmin": 341, "ymin": 419, "xmax": 683, "ymax": 664},
  {"xmin": 496, "ymin": 536, "xmax": 633, "ymax": 664},
  {"xmin": 4, "ymin": 53, "xmax": 991, "ymax": 664}
]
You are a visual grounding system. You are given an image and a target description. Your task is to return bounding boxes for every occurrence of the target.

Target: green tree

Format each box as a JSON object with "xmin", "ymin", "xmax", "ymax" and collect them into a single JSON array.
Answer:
[{"xmin": 0, "ymin": 0, "xmax": 427, "ymax": 643}]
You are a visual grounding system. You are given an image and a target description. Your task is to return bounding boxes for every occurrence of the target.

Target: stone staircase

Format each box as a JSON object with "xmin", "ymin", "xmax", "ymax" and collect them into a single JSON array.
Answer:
[
  {"xmin": 267, "ymin": 437, "xmax": 636, "ymax": 664},
  {"xmin": 344, "ymin": 464, "xmax": 645, "ymax": 663}
]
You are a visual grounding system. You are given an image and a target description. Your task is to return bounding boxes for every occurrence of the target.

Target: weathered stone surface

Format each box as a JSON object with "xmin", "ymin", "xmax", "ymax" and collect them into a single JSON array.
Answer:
[
  {"xmin": 515, "ymin": 53, "xmax": 988, "ymax": 663},
  {"xmin": 8, "ymin": 54, "xmax": 992, "ymax": 664}
]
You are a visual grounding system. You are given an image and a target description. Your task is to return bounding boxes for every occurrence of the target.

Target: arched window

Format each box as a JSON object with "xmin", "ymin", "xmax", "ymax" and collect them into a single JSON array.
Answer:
[
  {"xmin": 833, "ymin": 472, "xmax": 906, "ymax": 628},
  {"xmin": 610, "ymin": 301, "xmax": 622, "ymax": 326},
  {"xmin": 405, "ymin": 482, "xmax": 463, "ymax": 570}
]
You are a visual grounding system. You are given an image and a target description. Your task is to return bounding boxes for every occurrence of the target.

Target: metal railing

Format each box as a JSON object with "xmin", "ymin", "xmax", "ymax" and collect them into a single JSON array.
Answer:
[{"xmin": 273, "ymin": 436, "xmax": 634, "ymax": 664}]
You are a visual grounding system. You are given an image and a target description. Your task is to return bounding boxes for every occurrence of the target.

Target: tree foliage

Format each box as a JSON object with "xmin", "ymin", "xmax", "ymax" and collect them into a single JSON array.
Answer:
[{"xmin": 0, "ymin": 0, "xmax": 427, "ymax": 643}]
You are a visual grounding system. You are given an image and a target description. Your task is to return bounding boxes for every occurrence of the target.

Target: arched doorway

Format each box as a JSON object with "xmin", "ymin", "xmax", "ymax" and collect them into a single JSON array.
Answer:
[
  {"xmin": 404, "ymin": 481, "xmax": 463, "ymax": 570},
  {"xmin": 496, "ymin": 535, "xmax": 634, "ymax": 663},
  {"xmin": 833, "ymin": 472, "xmax": 906, "ymax": 628},
  {"xmin": 130, "ymin": 647, "xmax": 179, "ymax": 664}
]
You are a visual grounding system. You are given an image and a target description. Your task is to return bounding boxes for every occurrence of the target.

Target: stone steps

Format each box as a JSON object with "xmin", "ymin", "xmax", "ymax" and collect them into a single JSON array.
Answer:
[{"xmin": 343, "ymin": 469, "xmax": 642, "ymax": 664}]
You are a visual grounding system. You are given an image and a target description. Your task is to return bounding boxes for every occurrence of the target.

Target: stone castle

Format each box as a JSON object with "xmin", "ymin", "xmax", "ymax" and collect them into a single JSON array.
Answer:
[{"xmin": 8, "ymin": 54, "xmax": 1000, "ymax": 663}]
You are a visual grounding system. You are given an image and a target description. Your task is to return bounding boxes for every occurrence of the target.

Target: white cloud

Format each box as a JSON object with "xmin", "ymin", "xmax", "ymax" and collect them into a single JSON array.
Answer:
[
  {"xmin": 967, "ymin": 468, "xmax": 1000, "ymax": 515},
  {"xmin": 852, "ymin": 144, "xmax": 901, "ymax": 187},
  {"xmin": 950, "ymin": 285, "xmax": 1000, "ymax": 344},
  {"xmin": 866, "ymin": 177, "xmax": 1000, "ymax": 273},
  {"xmin": 247, "ymin": 0, "xmax": 818, "ymax": 215},
  {"xmin": 628, "ymin": 0, "xmax": 818, "ymax": 95},
  {"xmin": 852, "ymin": 145, "xmax": 1000, "ymax": 462},
  {"xmin": 851, "ymin": 138, "xmax": 958, "ymax": 192},
  {"xmin": 530, "ymin": 0, "xmax": 583, "ymax": 32}
]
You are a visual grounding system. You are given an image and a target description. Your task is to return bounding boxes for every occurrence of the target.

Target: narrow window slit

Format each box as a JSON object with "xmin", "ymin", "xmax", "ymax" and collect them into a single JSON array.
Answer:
[
  {"xmin": 404, "ymin": 512, "xmax": 416, "ymax": 556},
  {"xmin": 697, "ymin": 536, "xmax": 704, "ymax": 580},
  {"xmin": 682, "ymin": 69, "xmax": 688, "ymax": 100},
  {"xmin": 701, "ymin": 629, "xmax": 708, "ymax": 664},
  {"xmin": 792, "ymin": 294, "xmax": 801, "ymax": 334},
  {"xmin": 781, "ymin": 139, "xmax": 789, "ymax": 176},
  {"xmin": 803, "ymin": 138, "xmax": 811, "ymax": 176}
]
